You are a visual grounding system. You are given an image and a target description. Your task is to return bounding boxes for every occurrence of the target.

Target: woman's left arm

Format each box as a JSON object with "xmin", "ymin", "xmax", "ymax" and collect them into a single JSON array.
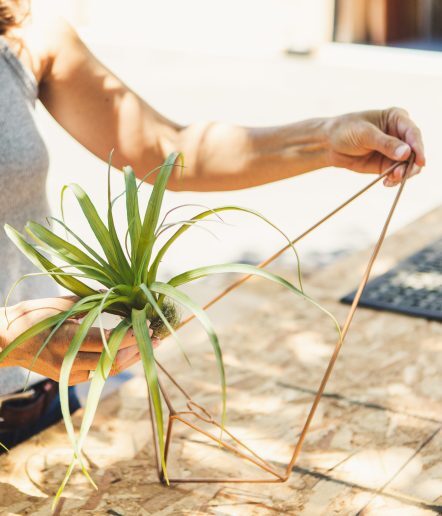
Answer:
[{"xmin": 38, "ymin": 19, "xmax": 425, "ymax": 192}]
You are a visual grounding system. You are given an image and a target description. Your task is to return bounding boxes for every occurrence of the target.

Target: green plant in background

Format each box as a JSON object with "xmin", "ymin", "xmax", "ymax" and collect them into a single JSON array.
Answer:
[{"xmin": 1, "ymin": 152, "xmax": 341, "ymax": 506}]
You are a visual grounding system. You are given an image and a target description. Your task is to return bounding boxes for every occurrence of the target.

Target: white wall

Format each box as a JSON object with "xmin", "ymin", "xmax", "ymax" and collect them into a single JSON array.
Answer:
[{"xmin": 59, "ymin": 0, "xmax": 334, "ymax": 56}]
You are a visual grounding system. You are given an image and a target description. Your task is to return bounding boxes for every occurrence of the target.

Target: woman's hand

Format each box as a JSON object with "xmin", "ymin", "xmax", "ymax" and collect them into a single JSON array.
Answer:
[
  {"xmin": 327, "ymin": 107, "xmax": 426, "ymax": 187},
  {"xmin": 0, "ymin": 297, "xmax": 160, "ymax": 385}
]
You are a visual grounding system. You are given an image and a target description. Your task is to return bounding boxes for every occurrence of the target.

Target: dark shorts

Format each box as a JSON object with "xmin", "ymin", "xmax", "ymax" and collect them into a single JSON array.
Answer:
[{"xmin": 0, "ymin": 382, "xmax": 80, "ymax": 450}]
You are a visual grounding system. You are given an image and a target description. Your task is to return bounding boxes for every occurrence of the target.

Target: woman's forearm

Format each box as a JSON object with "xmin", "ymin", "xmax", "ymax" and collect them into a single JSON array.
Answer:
[
  {"xmin": 167, "ymin": 117, "xmax": 332, "ymax": 191},
  {"xmin": 36, "ymin": 21, "xmax": 424, "ymax": 191}
]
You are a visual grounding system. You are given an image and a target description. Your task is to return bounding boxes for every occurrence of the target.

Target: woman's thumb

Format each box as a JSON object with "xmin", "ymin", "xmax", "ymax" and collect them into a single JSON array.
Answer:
[{"xmin": 363, "ymin": 125, "xmax": 411, "ymax": 161}]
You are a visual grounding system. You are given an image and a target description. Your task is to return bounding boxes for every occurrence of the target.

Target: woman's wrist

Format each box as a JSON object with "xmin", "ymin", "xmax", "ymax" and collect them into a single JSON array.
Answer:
[
  {"xmin": 263, "ymin": 116, "xmax": 334, "ymax": 175},
  {"xmin": 319, "ymin": 116, "xmax": 341, "ymax": 169},
  {"xmin": 244, "ymin": 117, "xmax": 333, "ymax": 182},
  {"xmin": 295, "ymin": 116, "xmax": 334, "ymax": 170}
]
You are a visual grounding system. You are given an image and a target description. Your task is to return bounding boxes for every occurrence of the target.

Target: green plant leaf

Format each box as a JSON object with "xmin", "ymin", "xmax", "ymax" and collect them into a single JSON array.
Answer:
[
  {"xmin": 58, "ymin": 306, "xmax": 102, "ymax": 484},
  {"xmin": 106, "ymin": 154, "xmax": 133, "ymax": 282},
  {"xmin": 150, "ymin": 281, "xmax": 227, "ymax": 427},
  {"xmin": 5, "ymin": 153, "xmax": 335, "ymax": 506},
  {"xmin": 4, "ymin": 224, "xmax": 97, "ymax": 298},
  {"xmin": 80, "ymin": 318, "xmax": 131, "ymax": 447},
  {"xmin": 49, "ymin": 217, "xmax": 112, "ymax": 270},
  {"xmin": 3, "ymin": 270, "xmax": 97, "ymax": 320},
  {"xmin": 58, "ymin": 294, "xmax": 127, "ymax": 463},
  {"xmin": 123, "ymin": 166, "xmax": 142, "ymax": 264},
  {"xmin": 169, "ymin": 263, "xmax": 341, "ymax": 338},
  {"xmin": 0, "ymin": 312, "xmax": 67, "ymax": 363},
  {"xmin": 157, "ymin": 203, "xmax": 224, "ymax": 228},
  {"xmin": 24, "ymin": 295, "xmax": 107, "ymax": 389},
  {"xmin": 54, "ymin": 318, "xmax": 132, "ymax": 508},
  {"xmin": 66, "ymin": 183, "xmax": 130, "ymax": 283},
  {"xmin": 97, "ymin": 286, "xmax": 128, "ymax": 360},
  {"xmin": 25, "ymin": 222, "xmax": 114, "ymax": 286},
  {"xmin": 53, "ymin": 462, "xmax": 75, "ymax": 511},
  {"xmin": 110, "ymin": 162, "xmax": 166, "ymax": 214},
  {"xmin": 132, "ymin": 307, "xmax": 168, "ymax": 482},
  {"xmin": 148, "ymin": 205, "xmax": 303, "ymax": 289},
  {"xmin": 26, "ymin": 221, "xmax": 110, "ymax": 276},
  {"xmin": 136, "ymin": 152, "xmax": 183, "ymax": 283},
  {"xmin": 155, "ymin": 218, "xmax": 223, "ymax": 240},
  {"xmin": 139, "ymin": 284, "xmax": 191, "ymax": 366}
]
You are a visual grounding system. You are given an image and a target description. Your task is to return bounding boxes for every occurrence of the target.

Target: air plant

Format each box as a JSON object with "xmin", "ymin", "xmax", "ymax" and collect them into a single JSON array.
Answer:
[{"xmin": 1, "ymin": 152, "xmax": 340, "ymax": 506}]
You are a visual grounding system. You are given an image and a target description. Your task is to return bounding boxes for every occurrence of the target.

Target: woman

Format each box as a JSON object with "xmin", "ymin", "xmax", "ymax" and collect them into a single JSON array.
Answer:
[{"xmin": 0, "ymin": 0, "xmax": 425, "ymax": 448}]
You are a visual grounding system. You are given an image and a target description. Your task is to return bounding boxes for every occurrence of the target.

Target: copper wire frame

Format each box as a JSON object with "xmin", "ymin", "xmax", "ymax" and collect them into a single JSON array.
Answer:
[{"xmin": 148, "ymin": 156, "xmax": 416, "ymax": 484}]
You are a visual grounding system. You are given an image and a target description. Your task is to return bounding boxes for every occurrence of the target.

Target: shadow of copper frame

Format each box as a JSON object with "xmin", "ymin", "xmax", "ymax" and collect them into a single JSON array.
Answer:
[{"xmin": 147, "ymin": 156, "xmax": 415, "ymax": 485}]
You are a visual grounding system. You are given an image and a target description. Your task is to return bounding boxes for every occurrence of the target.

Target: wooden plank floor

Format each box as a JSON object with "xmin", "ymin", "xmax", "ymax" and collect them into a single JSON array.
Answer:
[{"xmin": 1, "ymin": 207, "xmax": 440, "ymax": 515}]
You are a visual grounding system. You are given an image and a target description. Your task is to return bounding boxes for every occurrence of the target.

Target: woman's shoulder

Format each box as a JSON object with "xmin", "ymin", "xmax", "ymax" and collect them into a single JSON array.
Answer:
[{"xmin": 6, "ymin": 1, "xmax": 75, "ymax": 85}]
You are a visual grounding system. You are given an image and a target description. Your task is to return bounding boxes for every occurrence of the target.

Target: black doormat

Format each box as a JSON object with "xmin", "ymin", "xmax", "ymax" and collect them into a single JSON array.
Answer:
[{"xmin": 341, "ymin": 238, "xmax": 442, "ymax": 322}]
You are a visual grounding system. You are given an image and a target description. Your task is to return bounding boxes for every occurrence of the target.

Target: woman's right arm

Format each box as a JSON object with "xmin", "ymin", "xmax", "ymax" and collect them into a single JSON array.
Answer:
[{"xmin": 0, "ymin": 297, "xmax": 153, "ymax": 385}]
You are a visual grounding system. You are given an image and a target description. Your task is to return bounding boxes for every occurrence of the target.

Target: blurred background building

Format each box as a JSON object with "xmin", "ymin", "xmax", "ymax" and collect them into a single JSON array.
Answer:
[
  {"xmin": 56, "ymin": 0, "xmax": 442, "ymax": 53},
  {"xmin": 335, "ymin": 0, "xmax": 442, "ymax": 50},
  {"xmin": 38, "ymin": 0, "xmax": 442, "ymax": 281}
]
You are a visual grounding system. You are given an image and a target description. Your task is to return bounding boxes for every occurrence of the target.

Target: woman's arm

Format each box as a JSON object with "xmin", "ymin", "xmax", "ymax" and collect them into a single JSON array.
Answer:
[
  {"xmin": 36, "ymin": 18, "xmax": 425, "ymax": 191},
  {"xmin": 0, "ymin": 298, "xmax": 158, "ymax": 385}
]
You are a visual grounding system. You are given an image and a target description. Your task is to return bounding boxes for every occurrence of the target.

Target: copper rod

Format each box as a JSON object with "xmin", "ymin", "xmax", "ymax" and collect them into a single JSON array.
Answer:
[
  {"xmin": 157, "ymin": 376, "xmax": 176, "ymax": 414},
  {"xmin": 168, "ymin": 477, "xmax": 283, "ymax": 484},
  {"xmin": 155, "ymin": 363, "xmax": 281, "ymax": 475},
  {"xmin": 173, "ymin": 415, "xmax": 285, "ymax": 480},
  {"xmin": 284, "ymin": 154, "xmax": 415, "ymax": 477},
  {"xmin": 176, "ymin": 162, "xmax": 402, "ymax": 330},
  {"xmin": 156, "ymin": 359, "xmax": 193, "ymax": 401},
  {"xmin": 164, "ymin": 416, "xmax": 174, "ymax": 462},
  {"xmin": 148, "ymin": 158, "xmax": 413, "ymax": 486},
  {"xmin": 148, "ymin": 394, "xmax": 162, "ymax": 479},
  {"xmin": 207, "ymin": 419, "xmax": 281, "ymax": 472}
]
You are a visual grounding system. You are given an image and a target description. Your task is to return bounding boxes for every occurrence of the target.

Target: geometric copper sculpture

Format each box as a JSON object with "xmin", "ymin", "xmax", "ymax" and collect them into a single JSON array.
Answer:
[{"xmin": 148, "ymin": 155, "xmax": 415, "ymax": 484}]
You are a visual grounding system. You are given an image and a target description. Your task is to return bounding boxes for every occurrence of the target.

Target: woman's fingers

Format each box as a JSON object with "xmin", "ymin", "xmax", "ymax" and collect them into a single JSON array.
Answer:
[
  {"xmin": 52, "ymin": 320, "xmax": 161, "ymax": 385},
  {"xmin": 380, "ymin": 156, "xmax": 422, "ymax": 187},
  {"xmin": 110, "ymin": 352, "xmax": 141, "ymax": 376},
  {"xmin": 362, "ymin": 124, "xmax": 410, "ymax": 163},
  {"xmin": 68, "ymin": 370, "xmax": 89, "ymax": 386},
  {"xmin": 61, "ymin": 322, "xmax": 148, "ymax": 352},
  {"xmin": 5, "ymin": 299, "xmax": 77, "ymax": 331},
  {"xmin": 71, "ymin": 344, "xmax": 138, "ymax": 371},
  {"xmin": 360, "ymin": 122, "xmax": 422, "ymax": 185},
  {"xmin": 68, "ymin": 346, "xmax": 141, "ymax": 384},
  {"xmin": 392, "ymin": 110, "xmax": 426, "ymax": 167},
  {"xmin": 108, "ymin": 338, "xmax": 160, "ymax": 376},
  {"xmin": 56, "ymin": 322, "xmax": 104, "ymax": 352},
  {"xmin": 384, "ymin": 163, "xmax": 422, "ymax": 186},
  {"xmin": 64, "ymin": 338, "xmax": 160, "ymax": 384},
  {"xmin": 114, "ymin": 345, "xmax": 140, "ymax": 368},
  {"xmin": 75, "ymin": 321, "xmax": 155, "ymax": 352},
  {"xmin": 19, "ymin": 297, "xmax": 78, "ymax": 318},
  {"xmin": 119, "ymin": 324, "xmax": 154, "ymax": 349},
  {"xmin": 69, "ymin": 355, "xmax": 140, "ymax": 384}
]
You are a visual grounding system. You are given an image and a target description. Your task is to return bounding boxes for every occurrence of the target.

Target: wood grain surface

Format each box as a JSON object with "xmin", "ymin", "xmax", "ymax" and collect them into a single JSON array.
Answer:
[{"xmin": 1, "ymin": 207, "xmax": 440, "ymax": 516}]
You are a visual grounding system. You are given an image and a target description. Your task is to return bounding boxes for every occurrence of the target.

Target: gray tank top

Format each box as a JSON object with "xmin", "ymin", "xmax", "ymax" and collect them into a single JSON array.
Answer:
[{"xmin": 0, "ymin": 36, "xmax": 59, "ymax": 395}]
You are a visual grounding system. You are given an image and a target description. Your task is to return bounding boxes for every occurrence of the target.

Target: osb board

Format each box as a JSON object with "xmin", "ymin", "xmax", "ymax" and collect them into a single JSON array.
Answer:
[{"xmin": 0, "ymin": 207, "xmax": 440, "ymax": 515}]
